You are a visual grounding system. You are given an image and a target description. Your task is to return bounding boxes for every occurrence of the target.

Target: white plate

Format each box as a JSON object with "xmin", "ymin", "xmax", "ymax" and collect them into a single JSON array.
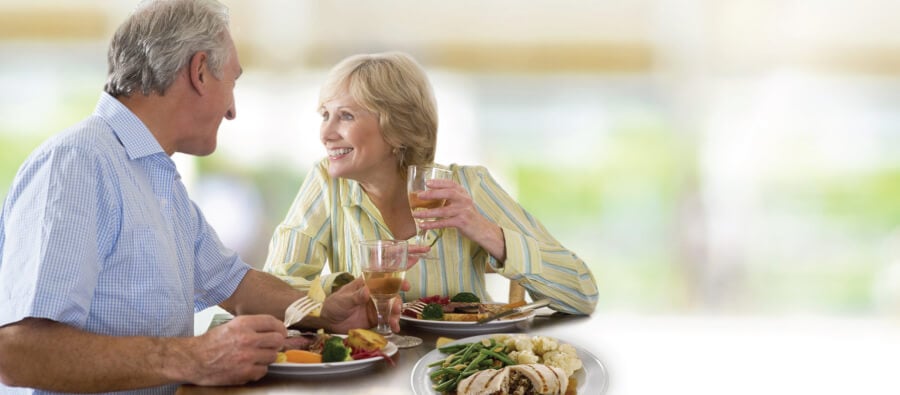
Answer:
[
  {"xmin": 401, "ymin": 304, "xmax": 535, "ymax": 335},
  {"xmin": 267, "ymin": 337, "xmax": 398, "ymax": 378},
  {"xmin": 409, "ymin": 334, "xmax": 608, "ymax": 395}
]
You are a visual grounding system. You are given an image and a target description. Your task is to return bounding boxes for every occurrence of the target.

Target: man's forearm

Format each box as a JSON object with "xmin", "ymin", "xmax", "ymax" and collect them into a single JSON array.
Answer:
[
  {"xmin": 0, "ymin": 318, "xmax": 189, "ymax": 392},
  {"xmin": 220, "ymin": 269, "xmax": 304, "ymax": 319}
]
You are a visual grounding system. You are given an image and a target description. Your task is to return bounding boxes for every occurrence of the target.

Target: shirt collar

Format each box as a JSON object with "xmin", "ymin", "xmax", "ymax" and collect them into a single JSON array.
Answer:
[
  {"xmin": 93, "ymin": 92, "xmax": 166, "ymax": 160},
  {"xmin": 343, "ymin": 179, "xmax": 366, "ymax": 208}
]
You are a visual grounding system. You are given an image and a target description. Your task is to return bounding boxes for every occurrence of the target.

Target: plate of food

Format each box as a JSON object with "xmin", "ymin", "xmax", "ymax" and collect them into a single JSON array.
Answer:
[
  {"xmin": 409, "ymin": 333, "xmax": 607, "ymax": 395},
  {"xmin": 267, "ymin": 329, "xmax": 398, "ymax": 378},
  {"xmin": 401, "ymin": 293, "xmax": 536, "ymax": 335}
]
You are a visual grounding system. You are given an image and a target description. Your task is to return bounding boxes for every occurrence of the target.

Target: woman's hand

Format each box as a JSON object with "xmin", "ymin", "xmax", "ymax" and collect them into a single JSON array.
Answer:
[
  {"xmin": 412, "ymin": 179, "xmax": 506, "ymax": 262},
  {"xmin": 407, "ymin": 244, "xmax": 430, "ymax": 268}
]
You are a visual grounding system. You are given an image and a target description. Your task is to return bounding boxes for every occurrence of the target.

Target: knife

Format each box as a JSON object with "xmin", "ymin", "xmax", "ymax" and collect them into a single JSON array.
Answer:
[{"xmin": 476, "ymin": 298, "xmax": 552, "ymax": 324}]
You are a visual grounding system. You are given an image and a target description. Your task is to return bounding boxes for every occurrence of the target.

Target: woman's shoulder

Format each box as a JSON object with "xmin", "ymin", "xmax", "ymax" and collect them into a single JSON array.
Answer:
[{"xmin": 446, "ymin": 163, "xmax": 494, "ymax": 181}]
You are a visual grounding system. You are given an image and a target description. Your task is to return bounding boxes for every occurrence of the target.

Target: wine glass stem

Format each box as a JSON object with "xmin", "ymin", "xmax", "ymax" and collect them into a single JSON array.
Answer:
[
  {"xmin": 372, "ymin": 295, "xmax": 395, "ymax": 336},
  {"xmin": 415, "ymin": 224, "xmax": 426, "ymax": 247}
]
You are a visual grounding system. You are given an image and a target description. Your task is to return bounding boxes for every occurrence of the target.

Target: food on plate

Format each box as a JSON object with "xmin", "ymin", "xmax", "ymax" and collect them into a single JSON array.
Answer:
[
  {"xmin": 403, "ymin": 292, "xmax": 519, "ymax": 322},
  {"xmin": 441, "ymin": 311, "xmax": 488, "ymax": 322},
  {"xmin": 283, "ymin": 332, "xmax": 317, "ymax": 350},
  {"xmin": 450, "ymin": 292, "xmax": 481, "ymax": 303},
  {"xmin": 322, "ymin": 336, "xmax": 352, "ymax": 362},
  {"xmin": 421, "ymin": 303, "xmax": 445, "ymax": 320},
  {"xmin": 495, "ymin": 334, "xmax": 583, "ymax": 377},
  {"xmin": 436, "ymin": 336, "xmax": 456, "ymax": 347},
  {"xmin": 284, "ymin": 349, "xmax": 323, "ymax": 364},
  {"xmin": 502, "ymin": 300, "xmax": 527, "ymax": 310},
  {"xmin": 346, "ymin": 328, "xmax": 387, "ymax": 352},
  {"xmin": 457, "ymin": 364, "xmax": 569, "ymax": 395},
  {"xmin": 275, "ymin": 329, "xmax": 393, "ymax": 365},
  {"xmin": 429, "ymin": 337, "xmax": 518, "ymax": 392},
  {"xmin": 429, "ymin": 335, "xmax": 584, "ymax": 394}
]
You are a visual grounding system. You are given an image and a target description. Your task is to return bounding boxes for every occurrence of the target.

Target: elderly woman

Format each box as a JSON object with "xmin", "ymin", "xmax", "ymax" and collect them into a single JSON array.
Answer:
[{"xmin": 264, "ymin": 52, "xmax": 597, "ymax": 315}]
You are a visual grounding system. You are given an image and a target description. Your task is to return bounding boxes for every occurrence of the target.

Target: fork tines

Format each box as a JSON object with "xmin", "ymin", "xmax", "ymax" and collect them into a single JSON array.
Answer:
[
  {"xmin": 284, "ymin": 296, "xmax": 322, "ymax": 328},
  {"xmin": 405, "ymin": 300, "xmax": 427, "ymax": 315}
]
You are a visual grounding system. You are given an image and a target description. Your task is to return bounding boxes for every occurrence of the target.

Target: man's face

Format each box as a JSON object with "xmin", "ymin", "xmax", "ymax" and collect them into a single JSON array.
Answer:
[{"xmin": 181, "ymin": 33, "xmax": 242, "ymax": 156}]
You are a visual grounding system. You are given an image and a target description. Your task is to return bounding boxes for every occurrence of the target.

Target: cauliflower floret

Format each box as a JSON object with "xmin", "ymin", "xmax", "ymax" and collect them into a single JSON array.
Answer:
[
  {"xmin": 513, "ymin": 336, "xmax": 534, "ymax": 353},
  {"xmin": 531, "ymin": 336, "xmax": 559, "ymax": 355},
  {"xmin": 541, "ymin": 350, "xmax": 583, "ymax": 377},
  {"xmin": 558, "ymin": 343, "xmax": 579, "ymax": 358},
  {"xmin": 509, "ymin": 349, "xmax": 540, "ymax": 364},
  {"xmin": 495, "ymin": 334, "xmax": 515, "ymax": 349}
]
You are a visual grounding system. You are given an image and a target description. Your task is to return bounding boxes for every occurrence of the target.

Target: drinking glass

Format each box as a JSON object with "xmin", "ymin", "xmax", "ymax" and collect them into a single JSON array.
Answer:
[
  {"xmin": 407, "ymin": 164, "xmax": 453, "ymax": 261},
  {"xmin": 358, "ymin": 239, "xmax": 422, "ymax": 348}
]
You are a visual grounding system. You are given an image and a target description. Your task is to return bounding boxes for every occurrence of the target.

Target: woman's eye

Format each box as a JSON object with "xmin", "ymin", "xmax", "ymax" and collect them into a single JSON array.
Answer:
[
  {"xmin": 340, "ymin": 112, "xmax": 354, "ymax": 121},
  {"xmin": 320, "ymin": 111, "xmax": 329, "ymax": 121}
]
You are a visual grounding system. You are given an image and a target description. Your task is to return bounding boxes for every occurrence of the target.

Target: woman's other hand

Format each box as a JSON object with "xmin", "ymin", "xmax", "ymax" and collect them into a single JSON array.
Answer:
[{"xmin": 412, "ymin": 179, "xmax": 506, "ymax": 261}]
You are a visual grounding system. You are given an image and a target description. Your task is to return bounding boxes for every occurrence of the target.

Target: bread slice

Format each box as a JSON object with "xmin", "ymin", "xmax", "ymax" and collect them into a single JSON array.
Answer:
[{"xmin": 441, "ymin": 313, "xmax": 489, "ymax": 322}]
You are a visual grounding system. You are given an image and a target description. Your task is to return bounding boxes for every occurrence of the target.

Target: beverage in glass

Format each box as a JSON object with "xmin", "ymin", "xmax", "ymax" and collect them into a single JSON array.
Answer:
[
  {"xmin": 407, "ymin": 164, "xmax": 453, "ymax": 259},
  {"xmin": 358, "ymin": 239, "xmax": 422, "ymax": 348}
]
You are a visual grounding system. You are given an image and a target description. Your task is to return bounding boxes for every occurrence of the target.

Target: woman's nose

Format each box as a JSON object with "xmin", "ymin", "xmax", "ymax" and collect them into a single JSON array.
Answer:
[{"xmin": 320, "ymin": 118, "xmax": 337, "ymax": 141}]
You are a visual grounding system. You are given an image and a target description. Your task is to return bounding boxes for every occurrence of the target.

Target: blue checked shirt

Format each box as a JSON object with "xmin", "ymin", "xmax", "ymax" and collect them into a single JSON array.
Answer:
[{"xmin": 0, "ymin": 93, "xmax": 250, "ymax": 395}]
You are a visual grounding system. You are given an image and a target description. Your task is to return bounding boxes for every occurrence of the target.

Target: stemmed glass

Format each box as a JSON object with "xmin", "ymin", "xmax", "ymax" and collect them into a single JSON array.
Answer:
[
  {"xmin": 407, "ymin": 164, "xmax": 453, "ymax": 261},
  {"xmin": 358, "ymin": 239, "xmax": 422, "ymax": 348}
]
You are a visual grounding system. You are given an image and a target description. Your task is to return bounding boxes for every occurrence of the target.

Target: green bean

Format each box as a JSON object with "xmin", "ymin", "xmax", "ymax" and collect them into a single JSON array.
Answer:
[
  {"xmin": 433, "ymin": 377, "xmax": 458, "ymax": 393},
  {"xmin": 478, "ymin": 348, "xmax": 517, "ymax": 366},
  {"xmin": 429, "ymin": 367, "xmax": 459, "ymax": 380},
  {"xmin": 438, "ymin": 342, "xmax": 473, "ymax": 354},
  {"xmin": 461, "ymin": 353, "xmax": 489, "ymax": 374},
  {"xmin": 430, "ymin": 339, "xmax": 519, "ymax": 394},
  {"xmin": 459, "ymin": 343, "xmax": 481, "ymax": 362}
]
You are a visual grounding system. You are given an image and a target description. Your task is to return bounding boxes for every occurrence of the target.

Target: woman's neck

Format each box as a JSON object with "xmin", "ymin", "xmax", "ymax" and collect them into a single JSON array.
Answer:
[{"xmin": 359, "ymin": 171, "xmax": 416, "ymax": 240}]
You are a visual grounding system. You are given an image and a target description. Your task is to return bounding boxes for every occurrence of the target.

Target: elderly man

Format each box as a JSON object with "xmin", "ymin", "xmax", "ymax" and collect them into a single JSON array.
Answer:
[{"xmin": 0, "ymin": 1, "xmax": 400, "ymax": 393}]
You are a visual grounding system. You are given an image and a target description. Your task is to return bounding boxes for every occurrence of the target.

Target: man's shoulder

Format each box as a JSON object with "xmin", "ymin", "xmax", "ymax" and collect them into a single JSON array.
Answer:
[{"xmin": 38, "ymin": 115, "xmax": 120, "ymax": 156}]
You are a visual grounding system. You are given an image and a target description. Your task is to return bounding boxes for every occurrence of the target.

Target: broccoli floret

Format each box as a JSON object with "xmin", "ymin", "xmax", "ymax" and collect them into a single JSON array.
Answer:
[
  {"xmin": 321, "ymin": 336, "xmax": 351, "ymax": 362},
  {"xmin": 421, "ymin": 303, "xmax": 445, "ymax": 320},
  {"xmin": 450, "ymin": 292, "xmax": 480, "ymax": 303}
]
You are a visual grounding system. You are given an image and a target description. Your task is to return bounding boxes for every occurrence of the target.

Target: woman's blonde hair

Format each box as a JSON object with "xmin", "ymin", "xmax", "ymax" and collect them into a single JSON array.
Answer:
[{"xmin": 319, "ymin": 52, "xmax": 438, "ymax": 174}]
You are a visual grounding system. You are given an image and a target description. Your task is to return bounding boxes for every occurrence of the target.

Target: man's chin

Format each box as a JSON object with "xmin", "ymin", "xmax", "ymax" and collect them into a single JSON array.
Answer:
[{"xmin": 191, "ymin": 141, "xmax": 218, "ymax": 157}]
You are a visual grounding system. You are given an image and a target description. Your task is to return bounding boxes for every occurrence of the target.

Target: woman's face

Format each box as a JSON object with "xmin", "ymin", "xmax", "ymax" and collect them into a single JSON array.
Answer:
[{"xmin": 319, "ymin": 90, "xmax": 396, "ymax": 181}]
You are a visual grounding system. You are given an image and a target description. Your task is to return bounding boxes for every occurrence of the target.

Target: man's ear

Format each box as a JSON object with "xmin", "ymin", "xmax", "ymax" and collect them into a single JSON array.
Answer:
[{"xmin": 188, "ymin": 51, "xmax": 208, "ymax": 95}]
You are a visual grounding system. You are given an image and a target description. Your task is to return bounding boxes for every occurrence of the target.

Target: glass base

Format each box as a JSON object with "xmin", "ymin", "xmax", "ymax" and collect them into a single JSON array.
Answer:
[{"xmin": 389, "ymin": 334, "xmax": 423, "ymax": 349}]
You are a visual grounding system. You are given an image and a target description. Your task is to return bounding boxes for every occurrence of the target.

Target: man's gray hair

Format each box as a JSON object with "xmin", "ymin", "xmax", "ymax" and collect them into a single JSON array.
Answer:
[{"xmin": 104, "ymin": 0, "xmax": 231, "ymax": 97}]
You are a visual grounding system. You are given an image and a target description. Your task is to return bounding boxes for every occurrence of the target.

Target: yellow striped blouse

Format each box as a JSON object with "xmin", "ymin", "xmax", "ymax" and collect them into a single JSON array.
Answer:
[{"xmin": 262, "ymin": 159, "xmax": 598, "ymax": 314}]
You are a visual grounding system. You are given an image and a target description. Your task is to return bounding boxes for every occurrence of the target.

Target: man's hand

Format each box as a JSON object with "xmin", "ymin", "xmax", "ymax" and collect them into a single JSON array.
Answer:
[
  {"xmin": 185, "ymin": 315, "xmax": 286, "ymax": 386},
  {"xmin": 318, "ymin": 277, "xmax": 410, "ymax": 334}
]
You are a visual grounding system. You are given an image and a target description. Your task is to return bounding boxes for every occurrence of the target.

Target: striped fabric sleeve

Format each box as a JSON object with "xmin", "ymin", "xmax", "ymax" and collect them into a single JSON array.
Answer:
[
  {"xmin": 262, "ymin": 165, "xmax": 333, "ymax": 292},
  {"xmin": 461, "ymin": 165, "xmax": 599, "ymax": 315}
]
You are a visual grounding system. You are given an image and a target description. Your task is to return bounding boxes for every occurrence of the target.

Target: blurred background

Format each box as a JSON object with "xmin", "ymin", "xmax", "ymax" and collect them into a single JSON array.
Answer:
[{"xmin": 1, "ymin": 1, "xmax": 899, "ymax": 393}]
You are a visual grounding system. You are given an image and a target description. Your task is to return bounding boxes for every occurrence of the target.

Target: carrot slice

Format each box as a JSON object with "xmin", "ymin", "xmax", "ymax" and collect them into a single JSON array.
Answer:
[{"xmin": 284, "ymin": 349, "xmax": 323, "ymax": 363}]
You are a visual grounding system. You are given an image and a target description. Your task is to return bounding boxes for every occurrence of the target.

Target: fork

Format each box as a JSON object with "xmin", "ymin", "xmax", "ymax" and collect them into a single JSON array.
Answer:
[
  {"xmin": 404, "ymin": 300, "xmax": 428, "ymax": 316},
  {"xmin": 283, "ymin": 296, "xmax": 322, "ymax": 328}
]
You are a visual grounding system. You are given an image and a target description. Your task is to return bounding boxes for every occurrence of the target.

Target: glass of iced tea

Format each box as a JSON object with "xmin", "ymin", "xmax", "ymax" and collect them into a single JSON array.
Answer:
[
  {"xmin": 407, "ymin": 164, "xmax": 453, "ymax": 261},
  {"xmin": 358, "ymin": 239, "xmax": 421, "ymax": 348}
]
